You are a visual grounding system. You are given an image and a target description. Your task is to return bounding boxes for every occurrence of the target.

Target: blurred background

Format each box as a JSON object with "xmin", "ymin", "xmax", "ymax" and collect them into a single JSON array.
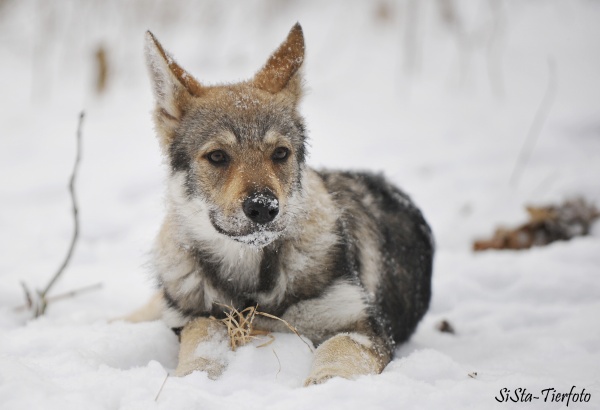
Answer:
[{"xmin": 0, "ymin": 0, "xmax": 598, "ymax": 312}]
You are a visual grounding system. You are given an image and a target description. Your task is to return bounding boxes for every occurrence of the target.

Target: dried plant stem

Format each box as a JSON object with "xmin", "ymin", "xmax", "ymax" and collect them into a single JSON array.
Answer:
[
  {"xmin": 19, "ymin": 282, "xmax": 34, "ymax": 311},
  {"xmin": 256, "ymin": 333, "xmax": 275, "ymax": 348},
  {"xmin": 14, "ymin": 282, "xmax": 102, "ymax": 313},
  {"xmin": 486, "ymin": 0, "xmax": 507, "ymax": 99},
  {"xmin": 154, "ymin": 373, "xmax": 169, "ymax": 402},
  {"xmin": 510, "ymin": 59, "xmax": 557, "ymax": 187},
  {"xmin": 216, "ymin": 304, "xmax": 258, "ymax": 350},
  {"xmin": 272, "ymin": 349, "xmax": 281, "ymax": 379},
  {"xmin": 215, "ymin": 303, "xmax": 314, "ymax": 353},
  {"xmin": 34, "ymin": 112, "xmax": 85, "ymax": 317}
]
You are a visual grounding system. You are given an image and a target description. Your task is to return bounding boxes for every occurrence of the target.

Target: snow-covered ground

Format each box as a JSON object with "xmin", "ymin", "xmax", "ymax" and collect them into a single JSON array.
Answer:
[{"xmin": 1, "ymin": 1, "xmax": 599, "ymax": 408}]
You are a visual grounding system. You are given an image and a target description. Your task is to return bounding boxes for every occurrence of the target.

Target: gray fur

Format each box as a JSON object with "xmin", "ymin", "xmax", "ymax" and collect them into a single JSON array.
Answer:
[{"xmin": 145, "ymin": 26, "xmax": 434, "ymax": 372}]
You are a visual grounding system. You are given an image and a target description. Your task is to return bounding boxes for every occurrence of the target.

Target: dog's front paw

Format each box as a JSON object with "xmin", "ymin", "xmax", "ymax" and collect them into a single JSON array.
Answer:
[
  {"xmin": 303, "ymin": 366, "xmax": 352, "ymax": 386},
  {"xmin": 303, "ymin": 334, "xmax": 386, "ymax": 387},
  {"xmin": 174, "ymin": 356, "xmax": 225, "ymax": 380},
  {"xmin": 175, "ymin": 317, "xmax": 229, "ymax": 380}
]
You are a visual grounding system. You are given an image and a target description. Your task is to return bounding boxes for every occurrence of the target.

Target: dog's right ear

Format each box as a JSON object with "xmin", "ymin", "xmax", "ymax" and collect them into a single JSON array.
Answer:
[
  {"xmin": 253, "ymin": 23, "xmax": 305, "ymax": 101},
  {"xmin": 145, "ymin": 31, "xmax": 203, "ymax": 145}
]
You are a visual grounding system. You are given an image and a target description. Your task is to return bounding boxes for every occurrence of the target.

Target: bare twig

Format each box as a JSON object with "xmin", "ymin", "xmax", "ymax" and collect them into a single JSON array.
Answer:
[
  {"xmin": 14, "ymin": 283, "xmax": 103, "ymax": 313},
  {"xmin": 486, "ymin": 0, "xmax": 507, "ymax": 99},
  {"xmin": 19, "ymin": 281, "xmax": 34, "ymax": 311},
  {"xmin": 510, "ymin": 58, "xmax": 557, "ymax": 187},
  {"xmin": 35, "ymin": 111, "xmax": 85, "ymax": 317},
  {"xmin": 154, "ymin": 373, "xmax": 169, "ymax": 402},
  {"xmin": 272, "ymin": 349, "xmax": 281, "ymax": 379}
]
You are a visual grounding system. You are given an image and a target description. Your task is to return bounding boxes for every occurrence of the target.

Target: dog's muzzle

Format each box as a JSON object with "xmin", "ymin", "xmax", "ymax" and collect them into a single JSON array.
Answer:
[{"xmin": 242, "ymin": 191, "xmax": 279, "ymax": 224}]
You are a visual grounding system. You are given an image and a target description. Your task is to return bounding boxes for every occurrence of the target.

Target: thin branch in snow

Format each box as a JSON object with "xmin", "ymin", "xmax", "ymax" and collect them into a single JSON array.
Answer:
[
  {"xmin": 486, "ymin": 0, "xmax": 507, "ymax": 99},
  {"xmin": 19, "ymin": 281, "xmax": 34, "ymax": 312},
  {"xmin": 154, "ymin": 373, "xmax": 169, "ymax": 402},
  {"xmin": 510, "ymin": 58, "xmax": 558, "ymax": 187},
  {"xmin": 272, "ymin": 349, "xmax": 281, "ymax": 379},
  {"xmin": 32, "ymin": 111, "xmax": 85, "ymax": 317},
  {"xmin": 14, "ymin": 283, "xmax": 103, "ymax": 313}
]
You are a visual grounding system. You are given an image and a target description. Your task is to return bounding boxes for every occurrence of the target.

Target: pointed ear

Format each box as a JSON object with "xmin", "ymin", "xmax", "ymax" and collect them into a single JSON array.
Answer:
[
  {"xmin": 253, "ymin": 23, "xmax": 305, "ymax": 99},
  {"xmin": 144, "ymin": 31, "xmax": 203, "ymax": 125}
]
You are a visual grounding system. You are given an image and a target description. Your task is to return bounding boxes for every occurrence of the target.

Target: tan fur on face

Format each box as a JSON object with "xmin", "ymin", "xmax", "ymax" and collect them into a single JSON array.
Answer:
[{"xmin": 195, "ymin": 128, "xmax": 295, "ymax": 219}]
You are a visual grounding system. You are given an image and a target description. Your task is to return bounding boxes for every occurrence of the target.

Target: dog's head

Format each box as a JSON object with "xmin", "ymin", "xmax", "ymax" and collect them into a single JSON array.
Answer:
[{"xmin": 145, "ymin": 24, "xmax": 307, "ymax": 247}]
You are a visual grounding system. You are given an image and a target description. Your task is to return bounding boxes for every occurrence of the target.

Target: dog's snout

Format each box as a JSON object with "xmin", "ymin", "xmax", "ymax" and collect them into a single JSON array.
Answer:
[{"xmin": 243, "ymin": 192, "xmax": 279, "ymax": 224}]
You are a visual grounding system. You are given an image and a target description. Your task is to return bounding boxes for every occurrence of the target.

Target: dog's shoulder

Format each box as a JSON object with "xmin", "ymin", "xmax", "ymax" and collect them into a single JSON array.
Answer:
[{"xmin": 316, "ymin": 169, "xmax": 434, "ymax": 248}]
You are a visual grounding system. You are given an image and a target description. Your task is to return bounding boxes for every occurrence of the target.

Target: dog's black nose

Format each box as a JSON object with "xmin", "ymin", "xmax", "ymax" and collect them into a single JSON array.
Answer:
[{"xmin": 243, "ymin": 191, "xmax": 279, "ymax": 224}]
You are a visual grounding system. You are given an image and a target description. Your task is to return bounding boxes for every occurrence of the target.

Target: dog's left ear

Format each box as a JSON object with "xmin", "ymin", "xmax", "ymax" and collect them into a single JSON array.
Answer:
[
  {"xmin": 253, "ymin": 23, "xmax": 305, "ymax": 101},
  {"xmin": 145, "ymin": 31, "xmax": 204, "ymax": 147}
]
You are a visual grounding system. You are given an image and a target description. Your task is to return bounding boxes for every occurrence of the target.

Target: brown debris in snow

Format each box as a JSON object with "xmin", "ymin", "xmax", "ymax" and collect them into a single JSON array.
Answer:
[
  {"xmin": 473, "ymin": 198, "xmax": 599, "ymax": 251},
  {"xmin": 436, "ymin": 319, "xmax": 456, "ymax": 334}
]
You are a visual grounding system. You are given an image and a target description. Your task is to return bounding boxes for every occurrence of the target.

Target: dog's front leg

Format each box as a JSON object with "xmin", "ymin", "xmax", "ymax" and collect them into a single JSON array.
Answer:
[
  {"xmin": 304, "ymin": 333, "xmax": 388, "ymax": 386},
  {"xmin": 175, "ymin": 317, "xmax": 229, "ymax": 379}
]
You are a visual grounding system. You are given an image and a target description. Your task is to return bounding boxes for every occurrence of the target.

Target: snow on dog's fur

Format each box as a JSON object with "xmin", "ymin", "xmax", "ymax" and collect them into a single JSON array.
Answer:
[{"xmin": 135, "ymin": 23, "xmax": 434, "ymax": 385}]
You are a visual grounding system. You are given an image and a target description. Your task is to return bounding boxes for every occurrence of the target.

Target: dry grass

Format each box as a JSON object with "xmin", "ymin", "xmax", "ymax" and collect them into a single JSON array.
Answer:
[{"xmin": 215, "ymin": 303, "xmax": 313, "ymax": 353}]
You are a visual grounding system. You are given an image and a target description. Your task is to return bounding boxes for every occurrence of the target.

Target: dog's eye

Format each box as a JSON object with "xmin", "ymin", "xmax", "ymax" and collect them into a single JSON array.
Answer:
[
  {"xmin": 272, "ymin": 147, "xmax": 289, "ymax": 162},
  {"xmin": 207, "ymin": 150, "xmax": 229, "ymax": 165}
]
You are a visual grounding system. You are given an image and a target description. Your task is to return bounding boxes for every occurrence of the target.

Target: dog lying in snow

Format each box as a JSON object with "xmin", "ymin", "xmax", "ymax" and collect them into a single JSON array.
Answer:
[{"xmin": 129, "ymin": 23, "xmax": 434, "ymax": 385}]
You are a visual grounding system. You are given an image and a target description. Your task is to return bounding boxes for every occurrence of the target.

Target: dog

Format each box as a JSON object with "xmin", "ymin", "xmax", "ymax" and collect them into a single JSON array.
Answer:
[{"xmin": 134, "ymin": 23, "xmax": 434, "ymax": 385}]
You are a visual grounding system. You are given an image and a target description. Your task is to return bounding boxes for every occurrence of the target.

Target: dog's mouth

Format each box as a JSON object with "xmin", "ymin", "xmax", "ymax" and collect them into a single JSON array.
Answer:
[
  {"xmin": 230, "ymin": 229, "xmax": 282, "ymax": 247},
  {"xmin": 208, "ymin": 211, "xmax": 284, "ymax": 248}
]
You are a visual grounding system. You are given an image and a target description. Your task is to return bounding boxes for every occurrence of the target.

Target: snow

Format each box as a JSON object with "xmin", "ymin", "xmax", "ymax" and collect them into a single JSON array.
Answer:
[
  {"xmin": 250, "ymin": 194, "xmax": 278, "ymax": 209},
  {"xmin": 1, "ymin": 0, "xmax": 599, "ymax": 409},
  {"xmin": 232, "ymin": 229, "xmax": 282, "ymax": 248}
]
